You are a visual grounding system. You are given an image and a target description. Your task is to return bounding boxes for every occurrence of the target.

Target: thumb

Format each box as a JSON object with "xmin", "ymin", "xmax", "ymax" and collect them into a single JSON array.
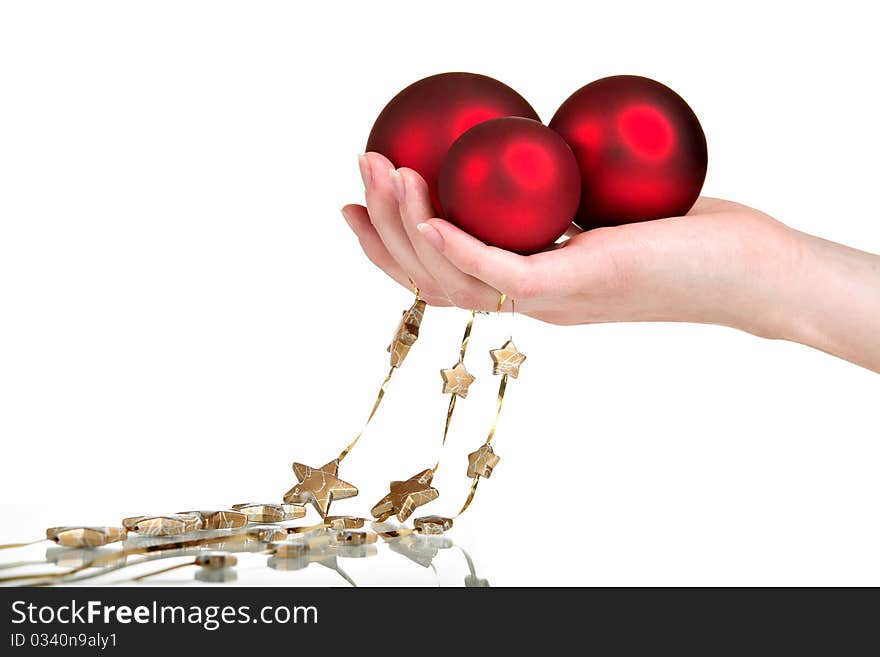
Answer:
[{"xmin": 420, "ymin": 218, "xmax": 543, "ymax": 299}]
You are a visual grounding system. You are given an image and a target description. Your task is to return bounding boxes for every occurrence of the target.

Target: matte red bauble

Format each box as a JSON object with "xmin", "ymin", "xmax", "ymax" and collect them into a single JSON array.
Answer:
[
  {"xmin": 438, "ymin": 117, "xmax": 581, "ymax": 254},
  {"xmin": 549, "ymin": 75, "xmax": 708, "ymax": 231},
  {"xmin": 366, "ymin": 72, "xmax": 540, "ymax": 213}
]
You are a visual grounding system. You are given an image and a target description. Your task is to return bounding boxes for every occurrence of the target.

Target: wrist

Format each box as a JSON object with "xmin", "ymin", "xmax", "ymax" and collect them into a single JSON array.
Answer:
[
  {"xmin": 701, "ymin": 214, "xmax": 807, "ymax": 341},
  {"xmin": 775, "ymin": 230, "xmax": 880, "ymax": 370}
]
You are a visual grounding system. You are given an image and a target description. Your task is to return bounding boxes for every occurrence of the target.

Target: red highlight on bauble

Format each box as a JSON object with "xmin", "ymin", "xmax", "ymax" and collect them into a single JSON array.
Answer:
[
  {"xmin": 550, "ymin": 75, "xmax": 708, "ymax": 231},
  {"xmin": 438, "ymin": 118, "xmax": 581, "ymax": 254}
]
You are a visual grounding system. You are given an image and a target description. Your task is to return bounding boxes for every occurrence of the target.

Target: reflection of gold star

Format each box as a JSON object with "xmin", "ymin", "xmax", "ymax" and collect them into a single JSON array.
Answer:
[
  {"xmin": 467, "ymin": 444, "xmax": 501, "ymax": 478},
  {"xmin": 490, "ymin": 339, "xmax": 526, "ymax": 378},
  {"xmin": 386, "ymin": 533, "xmax": 440, "ymax": 568},
  {"xmin": 413, "ymin": 515, "xmax": 453, "ymax": 535},
  {"xmin": 440, "ymin": 362, "xmax": 475, "ymax": 398},
  {"xmin": 283, "ymin": 460, "xmax": 358, "ymax": 518},
  {"xmin": 371, "ymin": 469, "xmax": 439, "ymax": 523},
  {"xmin": 388, "ymin": 300, "xmax": 426, "ymax": 368}
]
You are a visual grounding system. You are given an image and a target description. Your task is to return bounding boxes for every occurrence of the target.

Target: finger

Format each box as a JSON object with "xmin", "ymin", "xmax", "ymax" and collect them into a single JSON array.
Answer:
[
  {"xmin": 418, "ymin": 218, "xmax": 551, "ymax": 300},
  {"xmin": 395, "ymin": 168, "xmax": 501, "ymax": 310},
  {"xmin": 361, "ymin": 152, "xmax": 443, "ymax": 298},
  {"xmin": 342, "ymin": 204, "xmax": 450, "ymax": 305},
  {"xmin": 341, "ymin": 204, "xmax": 409, "ymax": 287}
]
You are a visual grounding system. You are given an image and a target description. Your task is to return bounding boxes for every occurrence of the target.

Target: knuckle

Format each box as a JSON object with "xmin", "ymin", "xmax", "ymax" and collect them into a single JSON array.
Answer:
[
  {"xmin": 459, "ymin": 248, "xmax": 484, "ymax": 276},
  {"xmin": 422, "ymin": 294, "xmax": 450, "ymax": 307},
  {"xmin": 508, "ymin": 264, "xmax": 541, "ymax": 299},
  {"xmin": 449, "ymin": 288, "xmax": 477, "ymax": 309},
  {"xmin": 600, "ymin": 248, "xmax": 638, "ymax": 294}
]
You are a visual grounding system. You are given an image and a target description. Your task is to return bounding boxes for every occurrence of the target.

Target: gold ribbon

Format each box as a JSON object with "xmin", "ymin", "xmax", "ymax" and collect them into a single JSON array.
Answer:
[
  {"xmin": 485, "ymin": 374, "xmax": 507, "ymax": 446},
  {"xmin": 0, "ymin": 531, "xmax": 252, "ymax": 585},
  {"xmin": 454, "ymin": 476, "xmax": 482, "ymax": 518},
  {"xmin": 453, "ymin": 371, "xmax": 508, "ymax": 518},
  {"xmin": 0, "ymin": 539, "xmax": 42, "ymax": 551},
  {"xmin": 451, "ymin": 292, "xmax": 512, "ymax": 519},
  {"xmin": 433, "ymin": 310, "xmax": 476, "ymax": 473},
  {"xmin": 337, "ymin": 290, "xmax": 423, "ymax": 463},
  {"xmin": 337, "ymin": 365, "xmax": 395, "ymax": 463}
]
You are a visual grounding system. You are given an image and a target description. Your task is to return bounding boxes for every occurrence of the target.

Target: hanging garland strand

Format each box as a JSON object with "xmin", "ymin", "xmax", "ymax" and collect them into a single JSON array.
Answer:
[
  {"xmin": 452, "ymin": 297, "xmax": 523, "ymax": 518},
  {"xmin": 339, "ymin": 289, "xmax": 427, "ymax": 463},
  {"xmin": 371, "ymin": 294, "xmax": 524, "ymax": 530},
  {"xmin": 284, "ymin": 288, "xmax": 427, "ymax": 519},
  {"xmin": 375, "ymin": 295, "xmax": 524, "ymax": 538},
  {"xmin": 371, "ymin": 306, "xmax": 481, "ymax": 524},
  {"xmin": 453, "ymin": 369, "xmax": 509, "ymax": 518},
  {"xmin": 433, "ymin": 309, "xmax": 477, "ymax": 473}
]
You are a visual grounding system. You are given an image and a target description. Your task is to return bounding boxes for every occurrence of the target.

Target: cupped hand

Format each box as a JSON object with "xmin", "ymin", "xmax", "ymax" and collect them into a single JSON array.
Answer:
[{"xmin": 343, "ymin": 152, "xmax": 804, "ymax": 339}]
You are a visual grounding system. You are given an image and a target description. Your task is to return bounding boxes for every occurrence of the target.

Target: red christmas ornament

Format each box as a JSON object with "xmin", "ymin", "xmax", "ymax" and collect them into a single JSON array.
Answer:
[
  {"xmin": 366, "ymin": 72, "xmax": 539, "ymax": 213},
  {"xmin": 438, "ymin": 117, "xmax": 581, "ymax": 254},
  {"xmin": 549, "ymin": 75, "xmax": 708, "ymax": 231}
]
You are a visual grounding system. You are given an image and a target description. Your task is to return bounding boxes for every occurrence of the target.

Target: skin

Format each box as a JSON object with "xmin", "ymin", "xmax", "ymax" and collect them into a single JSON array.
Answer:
[{"xmin": 343, "ymin": 151, "xmax": 880, "ymax": 373}]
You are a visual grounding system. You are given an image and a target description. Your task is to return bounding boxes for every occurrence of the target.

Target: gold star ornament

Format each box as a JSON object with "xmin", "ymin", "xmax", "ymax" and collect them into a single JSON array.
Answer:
[
  {"xmin": 467, "ymin": 444, "xmax": 501, "ymax": 478},
  {"xmin": 440, "ymin": 362, "xmax": 475, "ymax": 398},
  {"xmin": 490, "ymin": 339, "xmax": 526, "ymax": 378},
  {"xmin": 177, "ymin": 509, "xmax": 248, "ymax": 530},
  {"xmin": 388, "ymin": 299, "xmax": 426, "ymax": 368},
  {"xmin": 45, "ymin": 526, "xmax": 127, "ymax": 548},
  {"xmin": 371, "ymin": 469, "xmax": 439, "ymax": 523},
  {"xmin": 283, "ymin": 459, "xmax": 358, "ymax": 518},
  {"xmin": 231, "ymin": 503, "xmax": 305, "ymax": 523},
  {"xmin": 122, "ymin": 514, "xmax": 202, "ymax": 536}
]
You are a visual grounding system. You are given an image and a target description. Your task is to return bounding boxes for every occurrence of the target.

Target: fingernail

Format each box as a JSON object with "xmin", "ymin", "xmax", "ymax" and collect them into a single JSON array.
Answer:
[
  {"xmin": 341, "ymin": 206, "xmax": 353, "ymax": 226},
  {"xmin": 358, "ymin": 154, "xmax": 372, "ymax": 188},
  {"xmin": 417, "ymin": 222, "xmax": 444, "ymax": 251},
  {"xmin": 389, "ymin": 168, "xmax": 405, "ymax": 203}
]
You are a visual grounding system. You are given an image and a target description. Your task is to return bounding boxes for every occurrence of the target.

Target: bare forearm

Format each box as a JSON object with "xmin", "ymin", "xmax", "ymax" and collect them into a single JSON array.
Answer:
[{"xmin": 779, "ymin": 231, "xmax": 880, "ymax": 372}]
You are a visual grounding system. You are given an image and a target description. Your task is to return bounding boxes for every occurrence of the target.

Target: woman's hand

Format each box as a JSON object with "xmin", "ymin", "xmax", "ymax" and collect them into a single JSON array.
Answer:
[
  {"xmin": 343, "ymin": 152, "xmax": 801, "ymax": 333},
  {"xmin": 343, "ymin": 152, "xmax": 880, "ymax": 371}
]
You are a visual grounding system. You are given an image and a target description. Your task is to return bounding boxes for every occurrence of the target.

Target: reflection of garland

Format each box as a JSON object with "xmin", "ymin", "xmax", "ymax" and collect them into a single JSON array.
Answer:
[
  {"xmin": 0, "ymin": 518, "xmax": 486, "ymax": 586},
  {"xmin": 0, "ymin": 531, "xmax": 251, "ymax": 585}
]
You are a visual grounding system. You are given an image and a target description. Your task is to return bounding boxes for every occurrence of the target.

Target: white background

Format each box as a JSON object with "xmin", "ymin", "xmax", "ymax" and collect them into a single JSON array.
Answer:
[{"xmin": 1, "ymin": 1, "xmax": 878, "ymax": 586}]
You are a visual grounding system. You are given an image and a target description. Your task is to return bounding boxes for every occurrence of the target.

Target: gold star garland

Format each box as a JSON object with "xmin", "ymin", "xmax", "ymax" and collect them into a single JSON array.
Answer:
[
  {"xmin": 449, "ymin": 295, "xmax": 524, "ymax": 520},
  {"xmin": 0, "ymin": 511, "xmax": 341, "ymax": 586},
  {"xmin": 377, "ymin": 296, "xmax": 525, "ymax": 539},
  {"xmin": 369, "ymin": 306, "xmax": 480, "ymax": 523},
  {"xmin": 435, "ymin": 309, "xmax": 476, "ymax": 471},
  {"xmin": 0, "ymin": 513, "xmax": 489, "ymax": 586},
  {"xmin": 369, "ymin": 294, "xmax": 526, "ymax": 531},
  {"xmin": 0, "ymin": 293, "xmax": 525, "ymax": 580},
  {"xmin": 283, "ymin": 287, "xmax": 426, "ymax": 519},
  {"xmin": 0, "ymin": 291, "xmax": 529, "ymax": 586},
  {"xmin": 0, "ymin": 529, "xmax": 252, "ymax": 585}
]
